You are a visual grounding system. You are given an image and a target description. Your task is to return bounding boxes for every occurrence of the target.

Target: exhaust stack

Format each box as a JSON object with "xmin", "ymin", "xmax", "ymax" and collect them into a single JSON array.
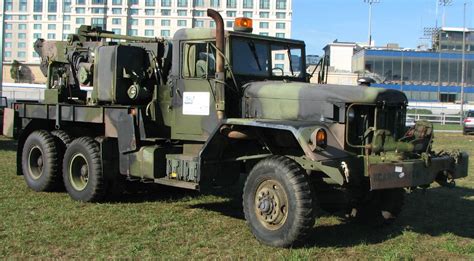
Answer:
[{"xmin": 207, "ymin": 9, "xmax": 225, "ymax": 120}]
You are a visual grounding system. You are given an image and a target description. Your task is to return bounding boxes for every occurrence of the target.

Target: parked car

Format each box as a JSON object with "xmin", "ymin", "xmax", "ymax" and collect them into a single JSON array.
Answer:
[{"xmin": 463, "ymin": 110, "xmax": 474, "ymax": 135}]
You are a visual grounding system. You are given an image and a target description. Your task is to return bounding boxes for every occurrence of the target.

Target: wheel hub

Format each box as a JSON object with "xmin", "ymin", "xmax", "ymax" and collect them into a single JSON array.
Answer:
[
  {"xmin": 258, "ymin": 198, "xmax": 273, "ymax": 214},
  {"xmin": 28, "ymin": 146, "xmax": 44, "ymax": 180},
  {"xmin": 37, "ymin": 157, "xmax": 43, "ymax": 169},
  {"xmin": 257, "ymin": 190, "xmax": 280, "ymax": 223},
  {"xmin": 254, "ymin": 180, "xmax": 288, "ymax": 230},
  {"xmin": 69, "ymin": 153, "xmax": 89, "ymax": 191},
  {"xmin": 80, "ymin": 165, "xmax": 88, "ymax": 182}
]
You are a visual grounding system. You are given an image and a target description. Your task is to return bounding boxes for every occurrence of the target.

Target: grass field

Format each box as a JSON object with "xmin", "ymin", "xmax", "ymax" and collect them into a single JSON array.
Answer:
[
  {"xmin": 433, "ymin": 123, "xmax": 463, "ymax": 131},
  {"xmin": 1, "ymin": 134, "xmax": 474, "ymax": 259}
]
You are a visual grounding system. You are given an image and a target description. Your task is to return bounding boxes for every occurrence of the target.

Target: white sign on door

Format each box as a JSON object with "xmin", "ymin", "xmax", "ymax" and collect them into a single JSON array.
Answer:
[{"xmin": 182, "ymin": 92, "xmax": 210, "ymax": 116}]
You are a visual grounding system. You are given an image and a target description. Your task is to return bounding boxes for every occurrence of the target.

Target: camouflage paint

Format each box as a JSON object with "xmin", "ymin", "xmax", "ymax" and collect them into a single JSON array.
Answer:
[
  {"xmin": 221, "ymin": 118, "xmax": 350, "ymax": 184},
  {"xmin": 243, "ymin": 81, "xmax": 407, "ymax": 121}
]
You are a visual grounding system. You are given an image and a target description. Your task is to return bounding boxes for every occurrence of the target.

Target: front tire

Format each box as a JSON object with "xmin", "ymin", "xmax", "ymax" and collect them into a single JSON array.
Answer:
[
  {"xmin": 21, "ymin": 130, "xmax": 61, "ymax": 191},
  {"xmin": 63, "ymin": 137, "xmax": 106, "ymax": 202},
  {"xmin": 243, "ymin": 156, "xmax": 315, "ymax": 247}
]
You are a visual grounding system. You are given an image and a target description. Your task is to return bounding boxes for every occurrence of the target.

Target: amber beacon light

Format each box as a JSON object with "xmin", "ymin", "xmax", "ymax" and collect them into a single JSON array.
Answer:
[{"xmin": 234, "ymin": 17, "xmax": 253, "ymax": 33}]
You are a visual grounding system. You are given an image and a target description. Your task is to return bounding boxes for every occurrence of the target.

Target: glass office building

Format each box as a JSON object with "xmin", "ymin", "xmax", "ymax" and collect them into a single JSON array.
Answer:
[{"xmin": 353, "ymin": 49, "xmax": 474, "ymax": 102}]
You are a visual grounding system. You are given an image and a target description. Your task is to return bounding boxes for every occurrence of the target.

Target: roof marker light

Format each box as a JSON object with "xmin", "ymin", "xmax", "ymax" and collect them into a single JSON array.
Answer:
[{"xmin": 234, "ymin": 17, "xmax": 253, "ymax": 33}]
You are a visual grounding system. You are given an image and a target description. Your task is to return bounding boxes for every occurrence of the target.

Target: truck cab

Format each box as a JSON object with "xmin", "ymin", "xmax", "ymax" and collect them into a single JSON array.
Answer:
[{"xmin": 167, "ymin": 27, "xmax": 307, "ymax": 140}]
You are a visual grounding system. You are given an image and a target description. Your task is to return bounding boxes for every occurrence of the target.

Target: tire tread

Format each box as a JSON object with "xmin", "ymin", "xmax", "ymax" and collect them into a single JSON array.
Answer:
[
  {"xmin": 22, "ymin": 130, "xmax": 60, "ymax": 191},
  {"xmin": 243, "ymin": 155, "xmax": 315, "ymax": 247},
  {"xmin": 63, "ymin": 137, "xmax": 106, "ymax": 202}
]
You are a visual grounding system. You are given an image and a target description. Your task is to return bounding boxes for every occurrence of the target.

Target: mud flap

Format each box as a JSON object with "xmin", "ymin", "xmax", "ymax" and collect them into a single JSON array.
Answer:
[{"xmin": 3, "ymin": 108, "xmax": 17, "ymax": 138}]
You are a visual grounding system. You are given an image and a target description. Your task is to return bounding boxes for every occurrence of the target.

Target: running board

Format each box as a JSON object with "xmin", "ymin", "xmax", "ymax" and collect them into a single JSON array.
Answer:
[{"xmin": 154, "ymin": 177, "xmax": 199, "ymax": 190}]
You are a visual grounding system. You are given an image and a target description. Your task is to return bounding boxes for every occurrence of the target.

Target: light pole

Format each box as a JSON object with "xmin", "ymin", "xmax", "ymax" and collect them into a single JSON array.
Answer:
[
  {"xmin": 437, "ymin": 0, "xmax": 453, "ymax": 102},
  {"xmin": 439, "ymin": 0, "xmax": 453, "ymax": 27},
  {"xmin": 364, "ymin": 0, "xmax": 380, "ymax": 47},
  {"xmin": 460, "ymin": 1, "xmax": 466, "ymax": 122}
]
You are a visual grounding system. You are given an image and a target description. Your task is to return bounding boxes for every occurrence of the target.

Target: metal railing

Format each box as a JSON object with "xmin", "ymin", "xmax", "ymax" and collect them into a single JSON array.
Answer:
[
  {"xmin": 407, "ymin": 113, "xmax": 462, "ymax": 125},
  {"xmin": 1, "ymin": 89, "xmax": 44, "ymax": 104}
]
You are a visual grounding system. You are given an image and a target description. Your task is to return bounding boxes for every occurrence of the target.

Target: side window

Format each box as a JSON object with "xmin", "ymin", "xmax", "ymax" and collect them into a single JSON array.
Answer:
[{"xmin": 182, "ymin": 42, "xmax": 216, "ymax": 78}]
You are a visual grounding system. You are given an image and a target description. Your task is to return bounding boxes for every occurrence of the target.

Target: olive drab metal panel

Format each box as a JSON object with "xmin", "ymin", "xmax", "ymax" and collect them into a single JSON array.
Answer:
[
  {"xmin": 171, "ymin": 40, "xmax": 219, "ymax": 141},
  {"xmin": 95, "ymin": 45, "xmax": 148, "ymax": 104}
]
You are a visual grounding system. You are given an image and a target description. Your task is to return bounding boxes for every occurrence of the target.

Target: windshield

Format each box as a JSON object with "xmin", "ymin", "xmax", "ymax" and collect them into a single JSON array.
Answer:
[{"xmin": 231, "ymin": 37, "xmax": 304, "ymax": 79}]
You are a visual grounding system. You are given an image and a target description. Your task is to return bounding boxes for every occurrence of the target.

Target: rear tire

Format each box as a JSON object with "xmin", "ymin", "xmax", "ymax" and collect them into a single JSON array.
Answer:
[
  {"xmin": 22, "ymin": 130, "xmax": 61, "ymax": 192},
  {"xmin": 63, "ymin": 137, "xmax": 106, "ymax": 202},
  {"xmin": 51, "ymin": 130, "xmax": 72, "ymax": 147},
  {"xmin": 51, "ymin": 130, "xmax": 72, "ymax": 188},
  {"xmin": 243, "ymin": 156, "xmax": 315, "ymax": 247}
]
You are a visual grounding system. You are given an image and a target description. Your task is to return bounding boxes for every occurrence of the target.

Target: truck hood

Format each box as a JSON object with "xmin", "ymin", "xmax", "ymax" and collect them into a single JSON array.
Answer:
[{"xmin": 243, "ymin": 81, "xmax": 407, "ymax": 121}]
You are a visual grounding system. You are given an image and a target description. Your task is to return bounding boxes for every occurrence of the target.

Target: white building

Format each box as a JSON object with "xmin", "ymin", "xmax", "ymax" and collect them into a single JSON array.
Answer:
[
  {"xmin": 317, "ymin": 41, "xmax": 360, "ymax": 85},
  {"xmin": 2, "ymin": 0, "xmax": 293, "ymax": 65},
  {"xmin": 323, "ymin": 41, "xmax": 358, "ymax": 73}
]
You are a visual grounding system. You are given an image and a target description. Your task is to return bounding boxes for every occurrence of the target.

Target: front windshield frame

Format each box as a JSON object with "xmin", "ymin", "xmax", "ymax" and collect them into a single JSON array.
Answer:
[
  {"xmin": 345, "ymin": 103, "xmax": 407, "ymax": 148},
  {"xmin": 229, "ymin": 35, "xmax": 306, "ymax": 80}
]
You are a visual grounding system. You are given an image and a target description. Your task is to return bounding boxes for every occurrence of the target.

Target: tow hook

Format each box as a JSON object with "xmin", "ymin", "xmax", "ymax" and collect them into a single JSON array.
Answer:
[{"xmin": 436, "ymin": 170, "xmax": 456, "ymax": 188}]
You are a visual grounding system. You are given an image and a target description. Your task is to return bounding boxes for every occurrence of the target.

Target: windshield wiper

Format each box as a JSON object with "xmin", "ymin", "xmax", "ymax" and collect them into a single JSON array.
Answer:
[
  {"xmin": 248, "ymin": 42, "xmax": 262, "ymax": 71},
  {"xmin": 286, "ymin": 46, "xmax": 294, "ymax": 76}
]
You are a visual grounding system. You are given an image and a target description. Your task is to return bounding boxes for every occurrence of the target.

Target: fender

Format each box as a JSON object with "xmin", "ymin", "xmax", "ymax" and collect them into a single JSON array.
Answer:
[{"xmin": 200, "ymin": 118, "xmax": 348, "ymax": 185}]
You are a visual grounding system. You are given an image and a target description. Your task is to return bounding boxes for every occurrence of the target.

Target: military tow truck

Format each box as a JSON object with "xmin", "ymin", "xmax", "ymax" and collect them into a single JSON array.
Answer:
[{"xmin": 3, "ymin": 10, "xmax": 468, "ymax": 247}]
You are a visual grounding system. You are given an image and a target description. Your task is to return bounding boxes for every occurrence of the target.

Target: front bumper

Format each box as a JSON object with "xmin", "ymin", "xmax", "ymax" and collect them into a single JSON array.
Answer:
[
  {"xmin": 463, "ymin": 126, "xmax": 474, "ymax": 133},
  {"xmin": 368, "ymin": 152, "xmax": 469, "ymax": 190}
]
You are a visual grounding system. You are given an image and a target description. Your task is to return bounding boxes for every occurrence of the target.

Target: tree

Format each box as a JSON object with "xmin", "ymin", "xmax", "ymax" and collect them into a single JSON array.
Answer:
[{"xmin": 10, "ymin": 60, "xmax": 23, "ymax": 83}]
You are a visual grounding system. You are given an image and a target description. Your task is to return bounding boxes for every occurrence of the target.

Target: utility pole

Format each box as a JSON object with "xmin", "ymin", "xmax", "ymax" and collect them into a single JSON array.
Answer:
[
  {"xmin": 437, "ymin": 0, "xmax": 453, "ymax": 102},
  {"xmin": 436, "ymin": 0, "xmax": 442, "ymax": 101},
  {"xmin": 364, "ymin": 0, "xmax": 380, "ymax": 47},
  {"xmin": 460, "ymin": 1, "xmax": 466, "ymax": 122},
  {"xmin": 0, "ymin": 0, "xmax": 5, "ymax": 97}
]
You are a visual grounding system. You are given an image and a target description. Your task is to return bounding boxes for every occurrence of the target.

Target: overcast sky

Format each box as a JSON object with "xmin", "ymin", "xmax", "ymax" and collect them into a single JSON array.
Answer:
[{"xmin": 292, "ymin": 0, "xmax": 474, "ymax": 55}]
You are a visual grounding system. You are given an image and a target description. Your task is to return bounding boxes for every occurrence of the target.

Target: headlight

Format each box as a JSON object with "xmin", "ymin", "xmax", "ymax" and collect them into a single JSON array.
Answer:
[{"xmin": 310, "ymin": 128, "xmax": 327, "ymax": 151}]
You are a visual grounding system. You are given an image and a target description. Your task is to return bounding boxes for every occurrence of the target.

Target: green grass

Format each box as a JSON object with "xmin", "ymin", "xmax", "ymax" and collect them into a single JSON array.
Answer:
[
  {"xmin": 407, "ymin": 109, "xmax": 432, "ymax": 114},
  {"xmin": 1, "ymin": 134, "xmax": 474, "ymax": 259},
  {"xmin": 433, "ymin": 123, "xmax": 463, "ymax": 131}
]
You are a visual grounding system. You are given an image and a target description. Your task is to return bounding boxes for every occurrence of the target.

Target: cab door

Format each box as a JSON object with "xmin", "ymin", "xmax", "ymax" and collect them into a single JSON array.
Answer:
[{"xmin": 172, "ymin": 41, "xmax": 218, "ymax": 141}]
